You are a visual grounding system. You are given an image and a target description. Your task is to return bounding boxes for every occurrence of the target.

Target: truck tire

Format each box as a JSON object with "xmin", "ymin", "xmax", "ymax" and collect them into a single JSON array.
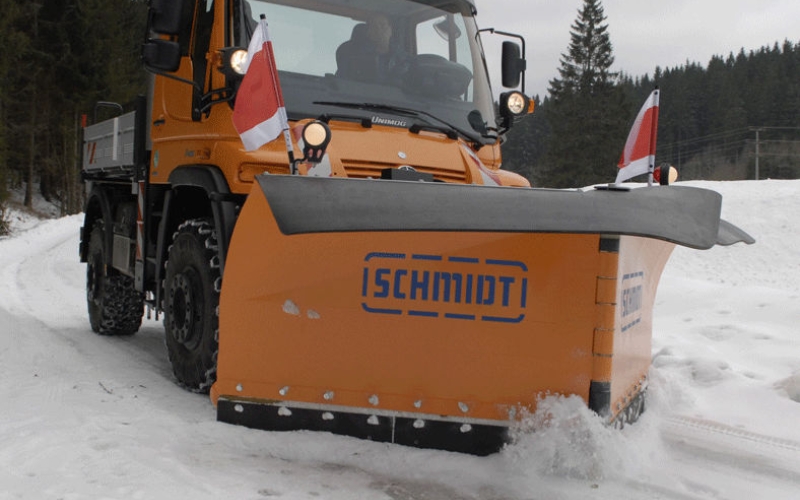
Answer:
[
  {"xmin": 86, "ymin": 221, "xmax": 143, "ymax": 335},
  {"xmin": 163, "ymin": 219, "xmax": 221, "ymax": 393}
]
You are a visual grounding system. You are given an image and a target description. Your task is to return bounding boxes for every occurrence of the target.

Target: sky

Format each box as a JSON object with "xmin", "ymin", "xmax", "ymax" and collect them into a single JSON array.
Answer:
[{"xmin": 477, "ymin": 0, "xmax": 800, "ymax": 98}]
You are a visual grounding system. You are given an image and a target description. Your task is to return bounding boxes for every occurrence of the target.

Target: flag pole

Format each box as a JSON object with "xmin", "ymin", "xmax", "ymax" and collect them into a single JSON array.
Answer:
[
  {"xmin": 647, "ymin": 88, "xmax": 660, "ymax": 186},
  {"xmin": 257, "ymin": 14, "xmax": 296, "ymax": 174},
  {"xmin": 284, "ymin": 129, "xmax": 296, "ymax": 175}
]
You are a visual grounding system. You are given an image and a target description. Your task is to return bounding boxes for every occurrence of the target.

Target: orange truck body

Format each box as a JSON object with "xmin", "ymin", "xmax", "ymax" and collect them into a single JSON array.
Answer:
[{"xmin": 79, "ymin": 0, "xmax": 752, "ymax": 454}]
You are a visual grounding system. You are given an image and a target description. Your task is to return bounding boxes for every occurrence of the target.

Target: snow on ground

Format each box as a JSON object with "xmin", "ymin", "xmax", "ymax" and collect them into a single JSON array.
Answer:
[{"xmin": 1, "ymin": 180, "xmax": 799, "ymax": 499}]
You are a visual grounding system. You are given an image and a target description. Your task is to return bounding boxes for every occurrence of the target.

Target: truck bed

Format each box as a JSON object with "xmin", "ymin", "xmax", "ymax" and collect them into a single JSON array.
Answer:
[{"xmin": 82, "ymin": 111, "xmax": 137, "ymax": 177}]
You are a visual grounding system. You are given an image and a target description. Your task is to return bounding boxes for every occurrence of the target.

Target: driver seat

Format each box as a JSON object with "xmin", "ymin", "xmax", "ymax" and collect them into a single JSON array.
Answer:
[{"xmin": 336, "ymin": 24, "xmax": 379, "ymax": 82}]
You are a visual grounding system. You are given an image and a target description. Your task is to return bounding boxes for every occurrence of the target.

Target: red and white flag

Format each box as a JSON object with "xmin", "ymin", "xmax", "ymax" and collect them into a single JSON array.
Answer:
[
  {"xmin": 232, "ymin": 16, "xmax": 288, "ymax": 151},
  {"xmin": 615, "ymin": 89, "xmax": 659, "ymax": 184}
]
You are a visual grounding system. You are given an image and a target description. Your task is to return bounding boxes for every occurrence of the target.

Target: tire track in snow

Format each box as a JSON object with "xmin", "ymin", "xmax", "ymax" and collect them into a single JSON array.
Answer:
[
  {"xmin": 0, "ymin": 215, "xmax": 83, "ymax": 319},
  {"xmin": 589, "ymin": 416, "xmax": 800, "ymax": 500},
  {"xmin": 667, "ymin": 416, "xmax": 800, "ymax": 453},
  {"xmin": 662, "ymin": 415, "xmax": 800, "ymax": 486}
]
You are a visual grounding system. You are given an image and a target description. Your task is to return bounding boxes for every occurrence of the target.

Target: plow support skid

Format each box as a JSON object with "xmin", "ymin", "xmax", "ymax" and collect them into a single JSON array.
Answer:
[{"xmin": 212, "ymin": 176, "xmax": 747, "ymax": 454}]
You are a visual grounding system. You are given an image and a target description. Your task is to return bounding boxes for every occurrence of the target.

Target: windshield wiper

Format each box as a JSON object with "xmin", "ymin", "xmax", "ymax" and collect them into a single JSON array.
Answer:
[{"xmin": 314, "ymin": 101, "xmax": 491, "ymax": 146}]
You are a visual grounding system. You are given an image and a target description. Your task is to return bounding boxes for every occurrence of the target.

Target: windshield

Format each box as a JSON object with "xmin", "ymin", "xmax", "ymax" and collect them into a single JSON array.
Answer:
[{"xmin": 234, "ymin": 0, "xmax": 496, "ymax": 143}]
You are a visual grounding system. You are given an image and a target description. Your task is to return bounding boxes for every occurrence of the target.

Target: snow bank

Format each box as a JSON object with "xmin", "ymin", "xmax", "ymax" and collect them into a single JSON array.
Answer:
[{"xmin": 1, "ymin": 180, "xmax": 799, "ymax": 500}]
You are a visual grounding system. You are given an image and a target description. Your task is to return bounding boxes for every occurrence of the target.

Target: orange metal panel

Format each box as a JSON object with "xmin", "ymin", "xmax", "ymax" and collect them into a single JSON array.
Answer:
[
  {"xmin": 214, "ymin": 185, "xmax": 603, "ymax": 422},
  {"xmin": 609, "ymin": 236, "xmax": 674, "ymax": 417}
]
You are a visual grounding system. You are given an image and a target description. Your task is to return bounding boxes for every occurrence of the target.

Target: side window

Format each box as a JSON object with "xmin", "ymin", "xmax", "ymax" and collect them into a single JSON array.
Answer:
[
  {"xmin": 194, "ymin": 1, "xmax": 215, "ymax": 81},
  {"xmin": 194, "ymin": 0, "xmax": 215, "ymax": 67},
  {"xmin": 177, "ymin": 0, "xmax": 197, "ymax": 56}
]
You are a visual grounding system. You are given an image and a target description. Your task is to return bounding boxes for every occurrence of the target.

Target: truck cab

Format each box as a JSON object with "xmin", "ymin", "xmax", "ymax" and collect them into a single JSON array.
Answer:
[{"xmin": 144, "ymin": 0, "xmax": 531, "ymax": 192}]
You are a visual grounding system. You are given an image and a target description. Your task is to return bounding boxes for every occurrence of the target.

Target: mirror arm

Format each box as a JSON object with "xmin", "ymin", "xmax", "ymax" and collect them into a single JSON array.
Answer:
[
  {"xmin": 144, "ymin": 65, "xmax": 202, "ymax": 94},
  {"xmin": 479, "ymin": 28, "xmax": 527, "ymax": 93}
]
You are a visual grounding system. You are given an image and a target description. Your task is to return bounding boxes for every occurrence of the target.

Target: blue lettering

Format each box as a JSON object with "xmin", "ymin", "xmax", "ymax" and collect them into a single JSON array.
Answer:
[
  {"xmin": 521, "ymin": 278, "xmax": 528, "ymax": 308},
  {"xmin": 374, "ymin": 268, "xmax": 391, "ymax": 298},
  {"xmin": 410, "ymin": 270, "xmax": 429, "ymax": 300},
  {"xmin": 451, "ymin": 274, "xmax": 463, "ymax": 303},
  {"xmin": 433, "ymin": 272, "xmax": 449, "ymax": 302},
  {"xmin": 498, "ymin": 276, "xmax": 515, "ymax": 307},
  {"xmin": 393, "ymin": 269, "xmax": 407, "ymax": 299},
  {"xmin": 622, "ymin": 284, "xmax": 643, "ymax": 316},
  {"xmin": 362, "ymin": 253, "xmax": 529, "ymax": 323},
  {"xmin": 477, "ymin": 275, "xmax": 496, "ymax": 305}
]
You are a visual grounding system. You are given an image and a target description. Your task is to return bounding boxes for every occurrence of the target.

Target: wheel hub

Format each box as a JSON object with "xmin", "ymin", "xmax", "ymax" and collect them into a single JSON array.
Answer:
[{"xmin": 170, "ymin": 271, "xmax": 201, "ymax": 350}]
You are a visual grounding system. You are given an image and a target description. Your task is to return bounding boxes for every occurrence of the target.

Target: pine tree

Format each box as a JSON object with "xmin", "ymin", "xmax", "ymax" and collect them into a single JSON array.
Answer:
[
  {"xmin": 0, "ymin": 1, "xmax": 23, "ymax": 210},
  {"xmin": 539, "ymin": 0, "xmax": 632, "ymax": 188},
  {"xmin": 550, "ymin": 0, "xmax": 616, "ymax": 100},
  {"xmin": 1, "ymin": 0, "xmax": 148, "ymax": 214}
]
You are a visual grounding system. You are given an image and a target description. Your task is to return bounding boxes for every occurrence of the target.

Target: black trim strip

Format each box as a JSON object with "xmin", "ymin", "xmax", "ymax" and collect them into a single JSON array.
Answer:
[
  {"xmin": 588, "ymin": 381, "xmax": 611, "ymax": 417},
  {"xmin": 252, "ymin": 176, "xmax": 751, "ymax": 249},
  {"xmin": 217, "ymin": 398, "xmax": 509, "ymax": 456},
  {"xmin": 599, "ymin": 236, "xmax": 621, "ymax": 253}
]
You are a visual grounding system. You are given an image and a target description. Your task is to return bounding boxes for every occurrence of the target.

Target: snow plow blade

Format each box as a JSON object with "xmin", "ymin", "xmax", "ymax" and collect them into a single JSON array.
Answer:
[{"xmin": 212, "ymin": 175, "xmax": 752, "ymax": 454}]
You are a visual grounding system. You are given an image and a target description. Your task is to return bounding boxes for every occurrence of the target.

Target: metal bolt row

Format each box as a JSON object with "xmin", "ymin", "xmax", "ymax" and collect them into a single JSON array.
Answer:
[
  {"xmin": 268, "ymin": 407, "xmax": 473, "ymax": 433},
  {"xmin": 233, "ymin": 384, "xmax": 476, "ymax": 431},
  {"xmin": 267, "ymin": 385, "xmax": 472, "ymax": 416}
]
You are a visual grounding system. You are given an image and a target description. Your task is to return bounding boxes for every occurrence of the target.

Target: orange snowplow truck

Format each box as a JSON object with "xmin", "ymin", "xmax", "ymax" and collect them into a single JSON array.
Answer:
[{"xmin": 79, "ymin": 0, "xmax": 752, "ymax": 455}]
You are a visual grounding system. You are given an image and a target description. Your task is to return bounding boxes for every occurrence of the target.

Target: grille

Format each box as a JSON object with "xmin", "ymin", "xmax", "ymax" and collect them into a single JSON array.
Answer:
[{"xmin": 342, "ymin": 160, "xmax": 467, "ymax": 184}]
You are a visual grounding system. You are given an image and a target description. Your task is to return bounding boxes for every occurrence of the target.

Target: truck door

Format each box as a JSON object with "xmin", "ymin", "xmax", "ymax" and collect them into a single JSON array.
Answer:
[{"xmin": 155, "ymin": 0, "xmax": 215, "ymax": 124}]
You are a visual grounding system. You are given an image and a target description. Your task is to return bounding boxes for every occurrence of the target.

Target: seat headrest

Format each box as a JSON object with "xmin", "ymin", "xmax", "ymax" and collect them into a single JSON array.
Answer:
[{"xmin": 350, "ymin": 23, "xmax": 369, "ymax": 42}]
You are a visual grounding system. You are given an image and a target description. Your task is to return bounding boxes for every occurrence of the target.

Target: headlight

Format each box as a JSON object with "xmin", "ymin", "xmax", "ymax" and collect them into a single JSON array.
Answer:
[
  {"xmin": 219, "ymin": 47, "xmax": 249, "ymax": 77},
  {"xmin": 302, "ymin": 121, "xmax": 330, "ymax": 148},
  {"xmin": 498, "ymin": 91, "xmax": 533, "ymax": 130},
  {"xmin": 229, "ymin": 49, "xmax": 249, "ymax": 75},
  {"xmin": 505, "ymin": 91, "xmax": 528, "ymax": 116},
  {"xmin": 300, "ymin": 121, "xmax": 332, "ymax": 163}
]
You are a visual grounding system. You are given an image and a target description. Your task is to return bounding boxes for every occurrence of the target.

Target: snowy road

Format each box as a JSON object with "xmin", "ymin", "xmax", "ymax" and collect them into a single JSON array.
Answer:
[{"xmin": 2, "ymin": 180, "xmax": 799, "ymax": 499}]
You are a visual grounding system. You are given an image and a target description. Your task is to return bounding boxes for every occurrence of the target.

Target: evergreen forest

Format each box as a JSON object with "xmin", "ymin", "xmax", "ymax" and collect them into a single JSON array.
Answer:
[
  {"xmin": 504, "ymin": 0, "xmax": 800, "ymax": 187},
  {"xmin": 0, "ymin": 0, "xmax": 798, "ymax": 232},
  {"xmin": 0, "ymin": 0, "xmax": 147, "ymax": 221}
]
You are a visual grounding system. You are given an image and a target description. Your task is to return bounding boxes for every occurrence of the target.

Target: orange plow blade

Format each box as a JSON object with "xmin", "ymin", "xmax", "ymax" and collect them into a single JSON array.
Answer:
[{"xmin": 211, "ymin": 175, "xmax": 750, "ymax": 454}]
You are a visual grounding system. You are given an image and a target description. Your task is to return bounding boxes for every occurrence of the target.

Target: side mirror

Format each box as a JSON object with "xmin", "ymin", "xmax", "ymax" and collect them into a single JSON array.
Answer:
[
  {"xmin": 143, "ymin": 39, "xmax": 181, "ymax": 72},
  {"xmin": 143, "ymin": 0, "xmax": 186, "ymax": 74},
  {"xmin": 150, "ymin": 0, "xmax": 185, "ymax": 35},
  {"xmin": 501, "ymin": 41, "xmax": 526, "ymax": 89}
]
